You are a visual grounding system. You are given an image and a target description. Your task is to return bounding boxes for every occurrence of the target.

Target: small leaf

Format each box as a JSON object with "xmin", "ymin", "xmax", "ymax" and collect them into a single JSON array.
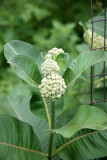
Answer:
[{"xmin": 55, "ymin": 53, "xmax": 69, "ymax": 75}]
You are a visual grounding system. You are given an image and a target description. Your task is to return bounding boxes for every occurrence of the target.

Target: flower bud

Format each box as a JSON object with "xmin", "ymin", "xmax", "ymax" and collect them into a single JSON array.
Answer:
[
  {"xmin": 41, "ymin": 59, "xmax": 59, "ymax": 76},
  {"xmin": 84, "ymin": 29, "xmax": 107, "ymax": 49},
  {"xmin": 45, "ymin": 54, "xmax": 52, "ymax": 59},
  {"xmin": 48, "ymin": 47, "xmax": 64, "ymax": 58}
]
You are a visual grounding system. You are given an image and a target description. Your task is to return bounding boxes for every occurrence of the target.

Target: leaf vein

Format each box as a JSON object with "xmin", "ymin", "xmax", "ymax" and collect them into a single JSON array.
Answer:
[
  {"xmin": 52, "ymin": 129, "xmax": 106, "ymax": 155},
  {"xmin": 0, "ymin": 141, "xmax": 46, "ymax": 157},
  {"xmin": 7, "ymin": 43, "xmax": 17, "ymax": 55}
]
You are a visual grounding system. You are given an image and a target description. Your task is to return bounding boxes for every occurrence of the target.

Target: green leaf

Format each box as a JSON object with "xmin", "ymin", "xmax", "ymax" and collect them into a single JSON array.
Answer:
[
  {"xmin": 31, "ymin": 95, "xmax": 64, "ymax": 121},
  {"xmin": 8, "ymin": 55, "xmax": 41, "ymax": 87},
  {"xmin": 4, "ymin": 40, "xmax": 43, "ymax": 72},
  {"xmin": 0, "ymin": 115, "xmax": 47, "ymax": 160},
  {"xmin": 0, "ymin": 91, "xmax": 49, "ymax": 153},
  {"xmin": 55, "ymin": 129, "xmax": 107, "ymax": 160},
  {"xmin": 55, "ymin": 53, "xmax": 69, "ymax": 75},
  {"xmin": 54, "ymin": 105, "xmax": 107, "ymax": 138},
  {"xmin": 63, "ymin": 50, "xmax": 107, "ymax": 86},
  {"xmin": 9, "ymin": 84, "xmax": 32, "ymax": 97},
  {"xmin": 86, "ymin": 16, "xmax": 106, "ymax": 37},
  {"xmin": 95, "ymin": 102, "xmax": 107, "ymax": 114},
  {"xmin": 79, "ymin": 87, "xmax": 107, "ymax": 105}
]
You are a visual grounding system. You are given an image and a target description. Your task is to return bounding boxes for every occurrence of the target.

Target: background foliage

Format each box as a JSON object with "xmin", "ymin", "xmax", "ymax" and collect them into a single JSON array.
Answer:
[{"xmin": 0, "ymin": 0, "xmax": 104, "ymax": 92}]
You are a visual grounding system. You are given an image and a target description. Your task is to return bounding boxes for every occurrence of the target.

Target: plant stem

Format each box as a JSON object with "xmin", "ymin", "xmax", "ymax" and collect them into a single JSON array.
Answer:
[
  {"xmin": 48, "ymin": 101, "xmax": 55, "ymax": 160},
  {"xmin": 43, "ymin": 98, "xmax": 51, "ymax": 128}
]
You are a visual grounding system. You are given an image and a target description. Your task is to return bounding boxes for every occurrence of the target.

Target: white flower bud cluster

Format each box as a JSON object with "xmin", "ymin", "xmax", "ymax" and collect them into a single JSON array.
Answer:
[
  {"xmin": 45, "ymin": 54, "xmax": 52, "ymax": 59},
  {"xmin": 39, "ymin": 74, "xmax": 67, "ymax": 100},
  {"xmin": 39, "ymin": 47, "xmax": 67, "ymax": 100},
  {"xmin": 46, "ymin": 47, "xmax": 64, "ymax": 59},
  {"xmin": 41, "ymin": 59, "xmax": 59, "ymax": 76},
  {"xmin": 84, "ymin": 29, "xmax": 107, "ymax": 49}
]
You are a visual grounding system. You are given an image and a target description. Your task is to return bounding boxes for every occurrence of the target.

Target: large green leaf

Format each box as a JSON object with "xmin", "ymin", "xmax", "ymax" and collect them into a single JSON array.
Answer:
[
  {"xmin": 0, "ymin": 115, "xmax": 47, "ymax": 160},
  {"xmin": 54, "ymin": 129, "xmax": 107, "ymax": 160},
  {"xmin": 8, "ymin": 55, "xmax": 41, "ymax": 87},
  {"xmin": 4, "ymin": 40, "xmax": 43, "ymax": 72},
  {"xmin": 31, "ymin": 95, "xmax": 64, "ymax": 121},
  {"xmin": 63, "ymin": 50, "xmax": 107, "ymax": 86},
  {"xmin": 54, "ymin": 105, "xmax": 107, "ymax": 138},
  {"xmin": 9, "ymin": 84, "xmax": 32, "ymax": 97},
  {"xmin": 0, "ymin": 91, "xmax": 49, "ymax": 153},
  {"xmin": 95, "ymin": 102, "xmax": 107, "ymax": 114},
  {"xmin": 54, "ymin": 103, "xmax": 107, "ymax": 159}
]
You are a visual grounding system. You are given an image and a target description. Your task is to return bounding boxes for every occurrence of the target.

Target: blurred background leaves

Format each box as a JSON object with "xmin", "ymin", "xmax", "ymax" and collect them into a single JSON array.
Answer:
[{"xmin": 0, "ymin": 0, "xmax": 103, "ymax": 66}]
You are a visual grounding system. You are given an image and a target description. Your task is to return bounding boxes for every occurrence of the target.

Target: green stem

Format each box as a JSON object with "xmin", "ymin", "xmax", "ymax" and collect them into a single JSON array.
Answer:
[
  {"xmin": 43, "ymin": 98, "xmax": 51, "ymax": 128},
  {"xmin": 48, "ymin": 101, "xmax": 55, "ymax": 160}
]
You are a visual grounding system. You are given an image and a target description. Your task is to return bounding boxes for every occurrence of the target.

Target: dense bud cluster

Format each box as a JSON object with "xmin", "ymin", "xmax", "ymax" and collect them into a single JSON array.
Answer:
[
  {"xmin": 39, "ymin": 74, "xmax": 67, "ymax": 100},
  {"xmin": 39, "ymin": 47, "xmax": 67, "ymax": 100},
  {"xmin": 41, "ymin": 59, "xmax": 59, "ymax": 76},
  {"xmin": 84, "ymin": 29, "xmax": 107, "ymax": 49},
  {"xmin": 45, "ymin": 54, "xmax": 52, "ymax": 59},
  {"xmin": 48, "ymin": 47, "xmax": 64, "ymax": 58}
]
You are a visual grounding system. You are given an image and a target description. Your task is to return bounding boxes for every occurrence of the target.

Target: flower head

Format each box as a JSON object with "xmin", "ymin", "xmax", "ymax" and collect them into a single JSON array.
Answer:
[
  {"xmin": 40, "ymin": 47, "xmax": 67, "ymax": 100},
  {"xmin": 48, "ymin": 47, "xmax": 64, "ymax": 58},
  {"xmin": 39, "ymin": 73, "xmax": 67, "ymax": 100}
]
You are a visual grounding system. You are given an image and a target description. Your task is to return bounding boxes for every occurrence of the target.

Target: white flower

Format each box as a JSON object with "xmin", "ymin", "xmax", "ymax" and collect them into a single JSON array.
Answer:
[
  {"xmin": 45, "ymin": 54, "xmax": 52, "ymax": 59},
  {"xmin": 57, "ymin": 95, "xmax": 61, "ymax": 98},
  {"xmin": 59, "ymin": 48, "xmax": 64, "ymax": 53},
  {"xmin": 52, "ymin": 91, "xmax": 55, "ymax": 94},
  {"xmin": 39, "ymin": 73, "xmax": 67, "ymax": 100},
  {"xmin": 47, "ymin": 47, "xmax": 64, "ymax": 58},
  {"xmin": 41, "ymin": 59, "xmax": 59, "ymax": 76},
  {"xmin": 40, "ymin": 47, "xmax": 67, "ymax": 100}
]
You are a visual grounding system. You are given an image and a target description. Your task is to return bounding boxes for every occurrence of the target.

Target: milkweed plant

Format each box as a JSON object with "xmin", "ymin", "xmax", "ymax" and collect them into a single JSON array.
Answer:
[{"xmin": 1, "ymin": 14, "xmax": 107, "ymax": 160}]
